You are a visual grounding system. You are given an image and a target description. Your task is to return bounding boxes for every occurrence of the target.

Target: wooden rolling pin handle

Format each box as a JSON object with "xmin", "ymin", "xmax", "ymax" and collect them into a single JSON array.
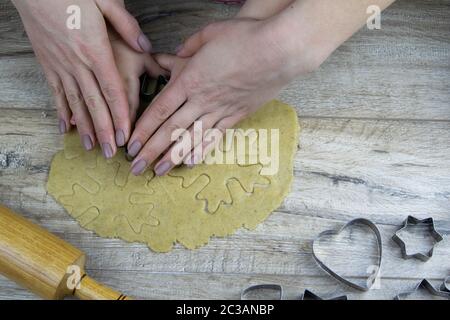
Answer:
[
  {"xmin": 0, "ymin": 204, "xmax": 132, "ymax": 300},
  {"xmin": 73, "ymin": 275, "xmax": 131, "ymax": 300}
]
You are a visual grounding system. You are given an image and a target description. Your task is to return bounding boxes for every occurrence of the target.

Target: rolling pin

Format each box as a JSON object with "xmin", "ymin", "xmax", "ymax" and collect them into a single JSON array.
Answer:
[{"xmin": 0, "ymin": 204, "xmax": 131, "ymax": 300}]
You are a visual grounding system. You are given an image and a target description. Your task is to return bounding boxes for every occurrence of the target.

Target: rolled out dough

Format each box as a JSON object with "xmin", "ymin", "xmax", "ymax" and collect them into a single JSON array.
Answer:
[{"xmin": 47, "ymin": 100, "xmax": 300, "ymax": 252}]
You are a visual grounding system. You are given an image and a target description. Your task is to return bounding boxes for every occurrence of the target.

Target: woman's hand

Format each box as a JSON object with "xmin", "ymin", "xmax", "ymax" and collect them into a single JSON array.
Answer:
[
  {"xmin": 127, "ymin": 18, "xmax": 318, "ymax": 176},
  {"xmin": 12, "ymin": 0, "xmax": 152, "ymax": 157}
]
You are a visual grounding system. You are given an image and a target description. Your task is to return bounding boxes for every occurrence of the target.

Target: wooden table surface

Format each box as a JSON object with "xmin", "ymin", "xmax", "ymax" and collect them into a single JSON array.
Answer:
[{"xmin": 0, "ymin": 0, "xmax": 449, "ymax": 300}]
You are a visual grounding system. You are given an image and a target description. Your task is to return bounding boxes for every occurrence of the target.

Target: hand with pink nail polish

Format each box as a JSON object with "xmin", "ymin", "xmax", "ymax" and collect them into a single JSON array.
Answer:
[
  {"xmin": 126, "ymin": 17, "xmax": 313, "ymax": 177},
  {"xmin": 12, "ymin": 0, "xmax": 152, "ymax": 158},
  {"xmin": 127, "ymin": 0, "xmax": 396, "ymax": 176}
]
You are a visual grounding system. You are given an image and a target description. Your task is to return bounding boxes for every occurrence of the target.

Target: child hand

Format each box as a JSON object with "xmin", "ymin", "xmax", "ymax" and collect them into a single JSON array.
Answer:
[{"xmin": 109, "ymin": 30, "xmax": 167, "ymax": 126}]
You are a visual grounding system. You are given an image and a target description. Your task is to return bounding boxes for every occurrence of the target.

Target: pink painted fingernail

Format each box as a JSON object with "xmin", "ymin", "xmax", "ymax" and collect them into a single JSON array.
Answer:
[
  {"xmin": 185, "ymin": 156, "xmax": 193, "ymax": 168},
  {"xmin": 82, "ymin": 135, "xmax": 93, "ymax": 151},
  {"xmin": 188, "ymin": 153, "xmax": 202, "ymax": 167},
  {"xmin": 127, "ymin": 141, "xmax": 142, "ymax": 157},
  {"xmin": 155, "ymin": 161, "xmax": 171, "ymax": 176},
  {"xmin": 131, "ymin": 159, "xmax": 147, "ymax": 176},
  {"xmin": 194, "ymin": 153, "xmax": 203, "ymax": 165},
  {"xmin": 102, "ymin": 143, "xmax": 114, "ymax": 159},
  {"xmin": 59, "ymin": 119, "xmax": 67, "ymax": 134},
  {"xmin": 115, "ymin": 129, "xmax": 126, "ymax": 147},
  {"xmin": 185, "ymin": 153, "xmax": 200, "ymax": 168},
  {"xmin": 138, "ymin": 33, "xmax": 152, "ymax": 53}
]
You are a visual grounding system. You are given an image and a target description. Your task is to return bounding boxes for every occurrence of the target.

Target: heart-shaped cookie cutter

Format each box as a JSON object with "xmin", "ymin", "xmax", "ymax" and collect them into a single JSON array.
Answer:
[{"xmin": 312, "ymin": 218, "xmax": 383, "ymax": 291}]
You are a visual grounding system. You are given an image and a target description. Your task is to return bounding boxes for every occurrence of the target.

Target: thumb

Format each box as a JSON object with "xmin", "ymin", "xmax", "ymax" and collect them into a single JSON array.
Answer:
[
  {"xmin": 97, "ymin": 1, "xmax": 152, "ymax": 53},
  {"xmin": 144, "ymin": 55, "xmax": 170, "ymax": 79},
  {"xmin": 176, "ymin": 21, "xmax": 230, "ymax": 57},
  {"xmin": 154, "ymin": 53, "xmax": 189, "ymax": 81},
  {"xmin": 154, "ymin": 53, "xmax": 179, "ymax": 71}
]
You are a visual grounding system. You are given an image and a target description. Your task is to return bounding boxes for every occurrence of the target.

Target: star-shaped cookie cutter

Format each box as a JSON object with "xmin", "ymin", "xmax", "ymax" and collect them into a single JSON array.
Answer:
[
  {"xmin": 392, "ymin": 216, "xmax": 443, "ymax": 262},
  {"xmin": 394, "ymin": 279, "xmax": 450, "ymax": 300}
]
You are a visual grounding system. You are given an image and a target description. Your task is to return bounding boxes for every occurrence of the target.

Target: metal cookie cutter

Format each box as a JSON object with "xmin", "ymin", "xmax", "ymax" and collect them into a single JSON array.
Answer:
[
  {"xmin": 300, "ymin": 290, "xmax": 347, "ymax": 300},
  {"xmin": 312, "ymin": 218, "xmax": 383, "ymax": 291},
  {"xmin": 394, "ymin": 279, "xmax": 450, "ymax": 300},
  {"xmin": 241, "ymin": 284, "xmax": 283, "ymax": 300},
  {"xmin": 140, "ymin": 74, "xmax": 168, "ymax": 102},
  {"xmin": 392, "ymin": 216, "xmax": 443, "ymax": 262},
  {"xmin": 441, "ymin": 276, "xmax": 450, "ymax": 293}
]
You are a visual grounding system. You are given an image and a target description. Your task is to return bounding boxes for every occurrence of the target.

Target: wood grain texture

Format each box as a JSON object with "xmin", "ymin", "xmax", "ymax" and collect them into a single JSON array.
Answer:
[
  {"xmin": 0, "ymin": 0, "xmax": 449, "ymax": 300},
  {"xmin": 1, "ymin": 272, "xmax": 449, "ymax": 300}
]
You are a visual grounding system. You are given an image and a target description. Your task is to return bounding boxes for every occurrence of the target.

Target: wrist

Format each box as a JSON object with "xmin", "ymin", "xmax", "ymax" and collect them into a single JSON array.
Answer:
[
  {"xmin": 259, "ymin": 15, "xmax": 328, "ymax": 80},
  {"xmin": 237, "ymin": 0, "xmax": 295, "ymax": 20},
  {"xmin": 265, "ymin": 0, "xmax": 396, "ymax": 78}
]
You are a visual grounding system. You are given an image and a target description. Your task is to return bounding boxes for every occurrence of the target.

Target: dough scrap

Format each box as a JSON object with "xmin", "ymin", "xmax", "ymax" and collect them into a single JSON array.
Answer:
[{"xmin": 47, "ymin": 100, "xmax": 300, "ymax": 252}]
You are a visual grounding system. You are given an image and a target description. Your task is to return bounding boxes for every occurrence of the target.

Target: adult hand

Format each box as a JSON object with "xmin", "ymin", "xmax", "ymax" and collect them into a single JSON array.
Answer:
[
  {"xmin": 127, "ymin": 18, "xmax": 320, "ymax": 176},
  {"xmin": 13, "ymin": 0, "xmax": 152, "ymax": 157}
]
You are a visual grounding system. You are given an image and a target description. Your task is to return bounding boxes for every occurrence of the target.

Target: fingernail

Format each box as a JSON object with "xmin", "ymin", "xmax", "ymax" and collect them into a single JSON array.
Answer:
[
  {"xmin": 155, "ymin": 161, "xmax": 171, "ymax": 176},
  {"xmin": 127, "ymin": 141, "xmax": 142, "ymax": 157},
  {"xmin": 102, "ymin": 143, "xmax": 114, "ymax": 159},
  {"xmin": 82, "ymin": 135, "xmax": 93, "ymax": 151},
  {"xmin": 193, "ymin": 153, "xmax": 203, "ymax": 165},
  {"xmin": 138, "ymin": 33, "xmax": 152, "ymax": 53},
  {"xmin": 184, "ymin": 153, "xmax": 199, "ymax": 168},
  {"xmin": 59, "ymin": 119, "xmax": 67, "ymax": 134},
  {"xmin": 185, "ymin": 155, "xmax": 194, "ymax": 168},
  {"xmin": 131, "ymin": 159, "xmax": 147, "ymax": 176},
  {"xmin": 175, "ymin": 44, "xmax": 183, "ymax": 54},
  {"xmin": 115, "ymin": 129, "xmax": 126, "ymax": 147},
  {"xmin": 188, "ymin": 153, "xmax": 202, "ymax": 167}
]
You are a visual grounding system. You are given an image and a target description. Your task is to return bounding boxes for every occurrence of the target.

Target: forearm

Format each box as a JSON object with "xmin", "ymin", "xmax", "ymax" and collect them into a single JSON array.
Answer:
[
  {"xmin": 269, "ymin": 0, "xmax": 395, "ymax": 75},
  {"xmin": 237, "ymin": 0, "xmax": 295, "ymax": 19}
]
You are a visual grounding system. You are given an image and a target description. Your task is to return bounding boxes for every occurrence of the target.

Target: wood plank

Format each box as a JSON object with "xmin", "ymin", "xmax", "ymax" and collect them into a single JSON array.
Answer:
[
  {"xmin": 0, "ymin": 192, "xmax": 448, "ymax": 280},
  {"xmin": 1, "ymin": 109, "xmax": 449, "ymax": 224},
  {"xmin": 0, "ymin": 0, "xmax": 449, "ymax": 120},
  {"xmin": 1, "ymin": 109, "xmax": 448, "ymax": 300},
  {"xmin": 292, "ymin": 117, "xmax": 450, "ymax": 223},
  {"xmin": 1, "ymin": 271, "xmax": 448, "ymax": 300},
  {"xmin": 0, "ymin": 209, "xmax": 446, "ymax": 280}
]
